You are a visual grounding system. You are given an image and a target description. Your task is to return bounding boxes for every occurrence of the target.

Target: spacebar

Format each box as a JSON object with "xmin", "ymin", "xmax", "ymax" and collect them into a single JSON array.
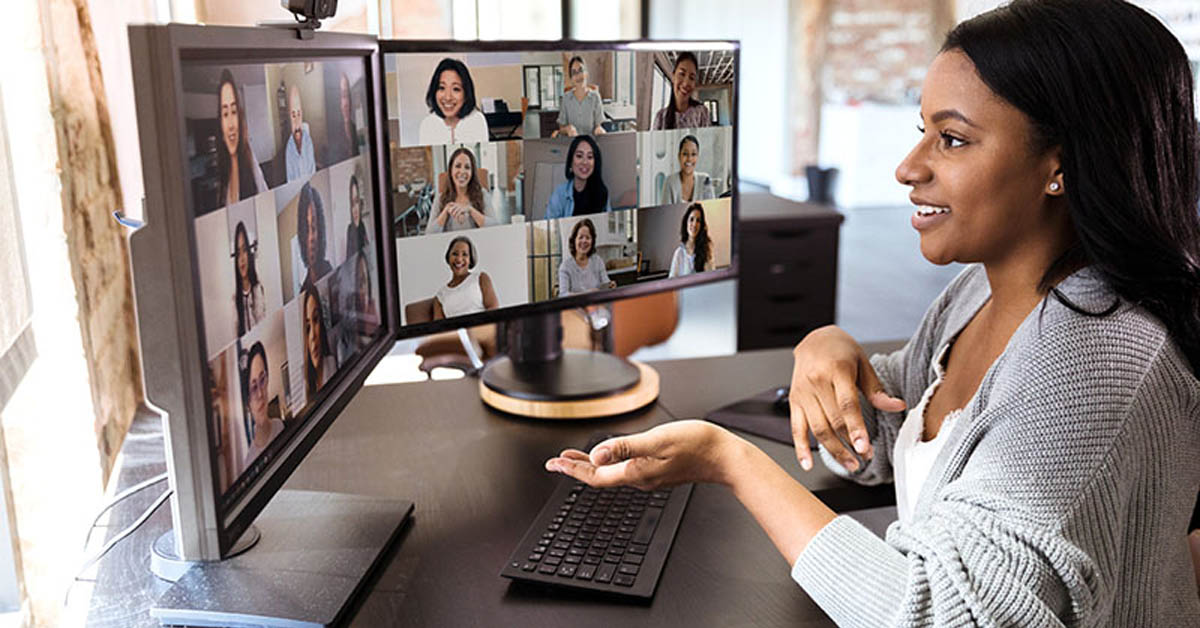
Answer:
[{"xmin": 632, "ymin": 506, "xmax": 663, "ymax": 545}]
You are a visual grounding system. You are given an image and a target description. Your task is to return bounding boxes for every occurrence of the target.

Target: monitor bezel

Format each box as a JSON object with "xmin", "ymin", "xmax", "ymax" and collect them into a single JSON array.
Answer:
[
  {"xmin": 379, "ymin": 39, "xmax": 740, "ymax": 340},
  {"xmin": 129, "ymin": 23, "xmax": 399, "ymax": 559}
]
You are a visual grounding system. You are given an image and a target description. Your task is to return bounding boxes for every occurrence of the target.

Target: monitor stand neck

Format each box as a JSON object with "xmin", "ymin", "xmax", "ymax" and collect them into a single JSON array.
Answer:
[{"xmin": 479, "ymin": 311, "xmax": 658, "ymax": 418}]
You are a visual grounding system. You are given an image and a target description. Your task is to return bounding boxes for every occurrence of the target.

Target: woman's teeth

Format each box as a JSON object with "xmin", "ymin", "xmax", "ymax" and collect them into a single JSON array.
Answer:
[{"xmin": 915, "ymin": 205, "xmax": 950, "ymax": 217}]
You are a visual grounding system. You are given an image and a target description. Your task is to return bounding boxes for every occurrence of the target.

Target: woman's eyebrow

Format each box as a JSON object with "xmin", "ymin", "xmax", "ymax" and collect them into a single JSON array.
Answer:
[{"xmin": 930, "ymin": 109, "xmax": 979, "ymax": 128}]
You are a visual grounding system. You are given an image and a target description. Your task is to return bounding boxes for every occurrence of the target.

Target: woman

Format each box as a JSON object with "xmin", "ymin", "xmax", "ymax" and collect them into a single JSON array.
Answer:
[
  {"xmin": 215, "ymin": 69, "xmax": 267, "ymax": 208},
  {"xmin": 297, "ymin": 183, "xmax": 333, "ymax": 287},
  {"xmin": 660, "ymin": 135, "xmax": 715, "ymax": 204},
  {"xmin": 544, "ymin": 135, "xmax": 611, "ymax": 219},
  {"xmin": 433, "ymin": 236, "xmax": 499, "ymax": 319},
  {"xmin": 344, "ymin": 173, "xmax": 368, "ymax": 260},
  {"xmin": 652, "ymin": 52, "xmax": 711, "ymax": 130},
  {"xmin": 301, "ymin": 282, "xmax": 336, "ymax": 399},
  {"xmin": 241, "ymin": 341, "xmax": 284, "ymax": 468},
  {"xmin": 557, "ymin": 218, "xmax": 615, "ymax": 296},
  {"xmin": 352, "ymin": 251, "xmax": 379, "ymax": 339},
  {"xmin": 546, "ymin": 2, "xmax": 1200, "ymax": 625},
  {"xmin": 555, "ymin": 56, "xmax": 606, "ymax": 138},
  {"xmin": 668, "ymin": 203, "xmax": 713, "ymax": 278},
  {"xmin": 208, "ymin": 355, "xmax": 235, "ymax": 492},
  {"xmin": 427, "ymin": 147, "xmax": 497, "ymax": 233},
  {"xmin": 231, "ymin": 221, "xmax": 266, "ymax": 335},
  {"xmin": 332, "ymin": 72, "xmax": 360, "ymax": 163},
  {"xmin": 418, "ymin": 58, "xmax": 489, "ymax": 146}
]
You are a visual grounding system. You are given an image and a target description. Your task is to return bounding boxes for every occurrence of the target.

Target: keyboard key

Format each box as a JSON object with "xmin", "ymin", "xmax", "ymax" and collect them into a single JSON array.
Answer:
[
  {"xmin": 544, "ymin": 556, "xmax": 562, "ymax": 566},
  {"xmin": 528, "ymin": 553, "xmax": 543, "ymax": 562},
  {"xmin": 652, "ymin": 490, "xmax": 671, "ymax": 499},
  {"xmin": 595, "ymin": 563, "xmax": 616, "ymax": 583},
  {"xmin": 576, "ymin": 564, "xmax": 596, "ymax": 580},
  {"xmin": 614, "ymin": 574, "xmax": 636, "ymax": 587},
  {"xmin": 510, "ymin": 561, "xmax": 520, "ymax": 569},
  {"xmin": 557, "ymin": 564, "xmax": 578, "ymax": 578},
  {"xmin": 565, "ymin": 555, "xmax": 582, "ymax": 564},
  {"xmin": 618, "ymin": 564, "xmax": 640, "ymax": 576},
  {"xmin": 548, "ymin": 549, "xmax": 566, "ymax": 558},
  {"xmin": 632, "ymin": 507, "xmax": 662, "ymax": 545},
  {"xmin": 648, "ymin": 499, "xmax": 667, "ymax": 508},
  {"xmin": 628, "ymin": 544, "xmax": 647, "ymax": 555},
  {"xmin": 538, "ymin": 564, "xmax": 557, "ymax": 575},
  {"xmin": 522, "ymin": 562, "xmax": 537, "ymax": 571},
  {"xmin": 622, "ymin": 554, "xmax": 643, "ymax": 565},
  {"xmin": 583, "ymin": 556, "xmax": 601, "ymax": 565},
  {"xmin": 553, "ymin": 541, "xmax": 570, "ymax": 550},
  {"xmin": 568, "ymin": 548, "xmax": 586, "ymax": 556},
  {"xmin": 603, "ymin": 554, "xmax": 621, "ymax": 563}
]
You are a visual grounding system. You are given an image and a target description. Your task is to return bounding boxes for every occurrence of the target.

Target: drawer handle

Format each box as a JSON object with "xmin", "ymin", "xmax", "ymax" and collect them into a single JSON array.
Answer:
[
  {"xmin": 767, "ymin": 230, "xmax": 813, "ymax": 239},
  {"xmin": 767, "ymin": 260, "xmax": 812, "ymax": 275},
  {"xmin": 768, "ymin": 294, "xmax": 806, "ymax": 304},
  {"xmin": 766, "ymin": 324, "xmax": 811, "ymax": 335}
]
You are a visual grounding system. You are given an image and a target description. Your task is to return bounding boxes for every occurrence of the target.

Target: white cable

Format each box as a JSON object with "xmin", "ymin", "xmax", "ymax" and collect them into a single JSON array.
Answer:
[
  {"xmin": 82, "ymin": 472, "xmax": 168, "ymax": 550},
  {"xmin": 70, "ymin": 489, "xmax": 172, "ymax": 592}
]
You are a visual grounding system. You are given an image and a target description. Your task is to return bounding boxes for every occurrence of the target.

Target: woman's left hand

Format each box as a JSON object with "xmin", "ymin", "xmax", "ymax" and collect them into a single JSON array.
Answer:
[{"xmin": 545, "ymin": 420, "xmax": 744, "ymax": 490}]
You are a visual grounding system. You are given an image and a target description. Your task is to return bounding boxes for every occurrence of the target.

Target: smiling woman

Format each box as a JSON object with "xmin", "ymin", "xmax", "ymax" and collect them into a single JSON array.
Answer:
[
  {"xmin": 418, "ymin": 58, "xmax": 489, "ymax": 146},
  {"xmin": 546, "ymin": 1, "xmax": 1200, "ymax": 625}
]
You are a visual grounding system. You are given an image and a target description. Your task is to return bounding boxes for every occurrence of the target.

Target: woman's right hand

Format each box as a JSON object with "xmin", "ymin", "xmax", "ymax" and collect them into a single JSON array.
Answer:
[{"xmin": 789, "ymin": 325, "xmax": 906, "ymax": 472}]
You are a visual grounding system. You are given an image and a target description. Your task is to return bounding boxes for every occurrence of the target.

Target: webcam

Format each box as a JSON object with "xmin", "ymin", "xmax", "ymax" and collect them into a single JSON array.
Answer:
[{"xmin": 281, "ymin": 0, "xmax": 338, "ymax": 28}]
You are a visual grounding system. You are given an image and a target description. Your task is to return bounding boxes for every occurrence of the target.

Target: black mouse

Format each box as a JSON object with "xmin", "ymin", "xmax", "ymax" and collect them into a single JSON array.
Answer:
[{"xmin": 772, "ymin": 386, "xmax": 789, "ymax": 413}]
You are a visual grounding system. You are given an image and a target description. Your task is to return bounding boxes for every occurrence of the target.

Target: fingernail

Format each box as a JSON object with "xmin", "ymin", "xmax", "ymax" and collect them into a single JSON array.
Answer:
[
  {"xmin": 545, "ymin": 460, "xmax": 559, "ymax": 472},
  {"xmin": 854, "ymin": 438, "xmax": 868, "ymax": 454},
  {"xmin": 592, "ymin": 447, "xmax": 611, "ymax": 465},
  {"xmin": 800, "ymin": 457, "xmax": 812, "ymax": 471},
  {"xmin": 845, "ymin": 458, "xmax": 859, "ymax": 472}
]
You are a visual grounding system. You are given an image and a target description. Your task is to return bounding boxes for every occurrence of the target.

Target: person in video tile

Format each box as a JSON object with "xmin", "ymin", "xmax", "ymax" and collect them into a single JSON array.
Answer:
[
  {"xmin": 352, "ymin": 250, "xmax": 379, "ymax": 337},
  {"xmin": 330, "ymin": 73, "xmax": 360, "ymax": 163},
  {"xmin": 432, "ymin": 235, "xmax": 498, "ymax": 319},
  {"xmin": 216, "ymin": 69, "xmax": 267, "ymax": 208},
  {"xmin": 556, "ymin": 56, "xmax": 606, "ymax": 138},
  {"xmin": 242, "ymin": 341, "xmax": 284, "ymax": 468},
  {"xmin": 653, "ymin": 52, "xmax": 712, "ymax": 130},
  {"xmin": 208, "ymin": 354, "xmax": 235, "ymax": 492},
  {"xmin": 668, "ymin": 203, "xmax": 714, "ymax": 278},
  {"xmin": 285, "ymin": 85, "xmax": 318, "ymax": 182},
  {"xmin": 297, "ymin": 182, "xmax": 333, "ymax": 286},
  {"xmin": 428, "ymin": 146, "xmax": 497, "ymax": 233},
  {"xmin": 232, "ymin": 221, "xmax": 266, "ymax": 335},
  {"xmin": 545, "ymin": 135, "xmax": 611, "ymax": 219},
  {"xmin": 419, "ymin": 58, "xmax": 489, "ymax": 146},
  {"xmin": 344, "ymin": 173, "xmax": 368, "ymax": 261},
  {"xmin": 301, "ymin": 282, "xmax": 337, "ymax": 397},
  {"xmin": 557, "ymin": 218, "xmax": 615, "ymax": 296},
  {"xmin": 661, "ymin": 135, "xmax": 716, "ymax": 204}
]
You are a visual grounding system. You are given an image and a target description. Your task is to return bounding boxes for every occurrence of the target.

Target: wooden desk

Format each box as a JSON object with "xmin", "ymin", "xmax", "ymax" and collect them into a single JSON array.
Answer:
[{"xmin": 84, "ymin": 346, "xmax": 899, "ymax": 627}]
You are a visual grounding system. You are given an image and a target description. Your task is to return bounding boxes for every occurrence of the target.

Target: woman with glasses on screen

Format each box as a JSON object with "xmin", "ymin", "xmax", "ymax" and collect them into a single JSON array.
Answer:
[
  {"xmin": 433, "ymin": 235, "xmax": 499, "ymax": 319},
  {"xmin": 668, "ymin": 204, "xmax": 713, "ymax": 278},
  {"xmin": 428, "ymin": 147, "xmax": 497, "ymax": 233},
  {"xmin": 545, "ymin": 135, "xmax": 611, "ymax": 219},
  {"xmin": 555, "ymin": 56, "xmax": 606, "ymax": 138},
  {"xmin": 216, "ymin": 69, "xmax": 267, "ymax": 208},
  {"xmin": 660, "ymin": 135, "xmax": 715, "ymax": 205},
  {"xmin": 418, "ymin": 58, "xmax": 489, "ymax": 146},
  {"xmin": 232, "ymin": 221, "xmax": 266, "ymax": 336},
  {"xmin": 652, "ymin": 52, "xmax": 711, "ymax": 131},
  {"xmin": 302, "ymin": 283, "xmax": 337, "ymax": 399},
  {"xmin": 344, "ymin": 173, "xmax": 368, "ymax": 261},
  {"xmin": 557, "ymin": 218, "xmax": 615, "ymax": 296},
  {"xmin": 242, "ymin": 341, "xmax": 284, "ymax": 469},
  {"xmin": 547, "ymin": 2, "xmax": 1200, "ymax": 624}
]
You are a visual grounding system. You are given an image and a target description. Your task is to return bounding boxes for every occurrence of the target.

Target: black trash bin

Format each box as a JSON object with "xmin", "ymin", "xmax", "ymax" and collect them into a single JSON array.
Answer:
[{"xmin": 805, "ymin": 165, "xmax": 839, "ymax": 205}]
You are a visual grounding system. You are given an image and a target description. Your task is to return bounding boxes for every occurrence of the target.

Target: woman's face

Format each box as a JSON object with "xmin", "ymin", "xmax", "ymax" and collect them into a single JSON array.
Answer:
[
  {"xmin": 248, "ymin": 353, "xmax": 269, "ymax": 426},
  {"xmin": 574, "ymin": 226, "xmax": 593, "ymax": 256},
  {"xmin": 219, "ymin": 82, "xmax": 239, "ymax": 156},
  {"xmin": 340, "ymin": 75, "xmax": 352, "ymax": 123},
  {"xmin": 304, "ymin": 293, "xmax": 322, "ymax": 367},
  {"xmin": 349, "ymin": 182, "xmax": 361, "ymax": 225},
  {"xmin": 447, "ymin": 241, "xmax": 471, "ymax": 278},
  {"xmin": 235, "ymin": 230, "xmax": 250, "ymax": 282},
  {"xmin": 672, "ymin": 58, "xmax": 698, "ymax": 104},
  {"xmin": 436, "ymin": 69, "xmax": 464, "ymax": 119},
  {"xmin": 686, "ymin": 210, "xmax": 702, "ymax": 240},
  {"xmin": 569, "ymin": 60, "xmax": 587, "ymax": 88},
  {"xmin": 571, "ymin": 142, "xmax": 595, "ymax": 182},
  {"xmin": 304, "ymin": 203, "xmax": 319, "ymax": 265},
  {"xmin": 450, "ymin": 153, "xmax": 473, "ymax": 191},
  {"xmin": 678, "ymin": 140, "xmax": 699, "ymax": 175},
  {"xmin": 894, "ymin": 50, "xmax": 1062, "ymax": 267}
]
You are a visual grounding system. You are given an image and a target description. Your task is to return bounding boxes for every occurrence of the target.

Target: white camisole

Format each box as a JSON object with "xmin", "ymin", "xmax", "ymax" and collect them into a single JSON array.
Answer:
[{"xmin": 892, "ymin": 342, "xmax": 963, "ymax": 524}]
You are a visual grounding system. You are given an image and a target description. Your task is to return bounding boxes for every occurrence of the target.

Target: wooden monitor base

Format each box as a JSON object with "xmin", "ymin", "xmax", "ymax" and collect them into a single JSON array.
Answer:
[{"xmin": 479, "ymin": 360, "xmax": 659, "ymax": 419}]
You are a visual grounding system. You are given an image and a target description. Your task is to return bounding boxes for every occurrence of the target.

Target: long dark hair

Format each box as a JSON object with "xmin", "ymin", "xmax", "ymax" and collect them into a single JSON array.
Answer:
[
  {"xmin": 301, "ymin": 282, "xmax": 332, "ymax": 398},
  {"xmin": 232, "ymin": 221, "xmax": 260, "ymax": 335},
  {"xmin": 680, "ymin": 203, "xmax": 712, "ymax": 273},
  {"xmin": 425, "ymin": 58, "xmax": 477, "ymax": 119},
  {"xmin": 946, "ymin": 0, "xmax": 1200, "ymax": 376},
  {"xmin": 439, "ymin": 147, "xmax": 486, "ymax": 218},
  {"xmin": 346, "ymin": 173, "xmax": 367, "ymax": 259},
  {"xmin": 564, "ymin": 135, "xmax": 608, "ymax": 213},
  {"xmin": 215, "ymin": 69, "xmax": 258, "ymax": 203},
  {"xmin": 664, "ymin": 52, "xmax": 702, "ymax": 130},
  {"xmin": 296, "ymin": 182, "xmax": 327, "ymax": 268}
]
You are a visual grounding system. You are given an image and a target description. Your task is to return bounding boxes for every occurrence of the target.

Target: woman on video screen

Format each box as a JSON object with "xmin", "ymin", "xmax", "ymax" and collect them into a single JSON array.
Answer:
[
  {"xmin": 433, "ymin": 235, "xmax": 498, "ymax": 319},
  {"xmin": 216, "ymin": 69, "xmax": 267, "ymax": 208},
  {"xmin": 301, "ymin": 282, "xmax": 336, "ymax": 398},
  {"xmin": 668, "ymin": 203, "xmax": 713, "ymax": 278},
  {"xmin": 653, "ymin": 52, "xmax": 712, "ymax": 131},
  {"xmin": 428, "ymin": 147, "xmax": 497, "ymax": 233},
  {"xmin": 418, "ymin": 58, "xmax": 489, "ymax": 146},
  {"xmin": 557, "ymin": 218, "xmax": 615, "ymax": 296},
  {"xmin": 661, "ymin": 135, "xmax": 715, "ymax": 205},
  {"xmin": 297, "ymin": 182, "xmax": 333, "ymax": 286},
  {"xmin": 545, "ymin": 135, "xmax": 610, "ymax": 219},
  {"xmin": 232, "ymin": 221, "xmax": 266, "ymax": 335},
  {"xmin": 344, "ymin": 173, "xmax": 368, "ymax": 261},
  {"xmin": 556, "ymin": 56, "xmax": 606, "ymax": 138},
  {"xmin": 241, "ymin": 341, "xmax": 283, "ymax": 468}
]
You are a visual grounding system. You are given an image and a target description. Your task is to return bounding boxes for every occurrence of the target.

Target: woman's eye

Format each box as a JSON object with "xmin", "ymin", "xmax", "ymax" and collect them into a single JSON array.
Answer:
[{"xmin": 940, "ymin": 133, "xmax": 966, "ymax": 149}]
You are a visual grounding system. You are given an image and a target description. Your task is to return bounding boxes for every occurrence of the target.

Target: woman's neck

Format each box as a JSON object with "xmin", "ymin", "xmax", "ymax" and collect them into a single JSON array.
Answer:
[
  {"xmin": 573, "ymin": 177, "xmax": 587, "ymax": 193},
  {"xmin": 680, "ymin": 170, "xmax": 693, "ymax": 184},
  {"xmin": 444, "ymin": 115, "xmax": 459, "ymax": 128},
  {"xmin": 685, "ymin": 239, "xmax": 695, "ymax": 254},
  {"xmin": 253, "ymin": 418, "xmax": 272, "ymax": 446},
  {"xmin": 574, "ymin": 253, "xmax": 589, "ymax": 266},
  {"xmin": 573, "ymin": 85, "xmax": 588, "ymax": 100},
  {"xmin": 448, "ymin": 272, "xmax": 468, "ymax": 287},
  {"xmin": 454, "ymin": 186, "xmax": 470, "ymax": 202},
  {"xmin": 674, "ymin": 93, "xmax": 689, "ymax": 112},
  {"xmin": 240, "ymin": 274, "xmax": 251, "ymax": 293}
]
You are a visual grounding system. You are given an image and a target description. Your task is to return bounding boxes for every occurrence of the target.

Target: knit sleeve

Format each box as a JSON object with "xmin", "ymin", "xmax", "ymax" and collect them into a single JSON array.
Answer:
[{"xmin": 796, "ymin": 308, "xmax": 1187, "ymax": 627}]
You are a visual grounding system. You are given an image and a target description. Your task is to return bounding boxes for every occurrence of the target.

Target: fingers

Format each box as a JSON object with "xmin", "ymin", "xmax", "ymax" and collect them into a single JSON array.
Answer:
[
  {"xmin": 858, "ymin": 354, "xmax": 906, "ymax": 413},
  {"xmin": 832, "ymin": 377, "xmax": 873, "ymax": 459},
  {"xmin": 788, "ymin": 396, "xmax": 813, "ymax": 471},
  {"xmin": 589, "ymin": 431, "xmax": 663, "ymax": 466},
  {"xmin": 801, "ymin": 390, "xmax": 858, "ymax": 472},
  {"xmin": 545, "ymin": 455, "xmax": 662, "ymax": 489}
]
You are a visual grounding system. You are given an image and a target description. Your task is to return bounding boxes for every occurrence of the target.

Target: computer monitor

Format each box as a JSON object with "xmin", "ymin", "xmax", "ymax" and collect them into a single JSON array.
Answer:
[{"xmin": 382, "ymin": 41, "xmax": 739, "ymax": 412}]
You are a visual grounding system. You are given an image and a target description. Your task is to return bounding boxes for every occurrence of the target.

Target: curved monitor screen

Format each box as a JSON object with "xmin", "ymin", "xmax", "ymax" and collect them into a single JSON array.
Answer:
[
  {"xmin": 384, "ymin": 47, "xmax": 736, "ymax": 329},
  {"xmin": 180, "ymin": 56, "xmax": 385, "ymax": 508}
]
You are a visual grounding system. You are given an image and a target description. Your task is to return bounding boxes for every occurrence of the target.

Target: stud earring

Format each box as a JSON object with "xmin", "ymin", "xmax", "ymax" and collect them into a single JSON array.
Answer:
[{"xmin": 1049, "ymin": 182, "xmax": 1061, "ymax": 192}]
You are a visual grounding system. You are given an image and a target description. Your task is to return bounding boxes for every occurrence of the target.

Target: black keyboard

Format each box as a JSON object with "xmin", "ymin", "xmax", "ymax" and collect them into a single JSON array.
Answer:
[{"xmin": 500, "ymin": 468, "xmax": 693, "ymax": 599}]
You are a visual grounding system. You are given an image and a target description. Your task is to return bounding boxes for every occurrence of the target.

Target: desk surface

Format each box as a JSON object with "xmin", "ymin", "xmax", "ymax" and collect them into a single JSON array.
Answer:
[{"xmin": 85, "ymin": 345, "xmax": 900, "ymax": 627}]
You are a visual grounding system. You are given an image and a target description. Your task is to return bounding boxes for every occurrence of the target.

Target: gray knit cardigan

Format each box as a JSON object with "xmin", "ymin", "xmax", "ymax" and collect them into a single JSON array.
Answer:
[{"xmin": 792, "ymin": 264, "xmax": 1200, "ymax": 626}]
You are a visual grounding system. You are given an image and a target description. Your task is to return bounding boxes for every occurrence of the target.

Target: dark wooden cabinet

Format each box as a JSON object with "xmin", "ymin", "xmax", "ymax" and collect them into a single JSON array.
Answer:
[{"xmin": 737, "ymin": 193, "xmax": 843, "ymax": 351}]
